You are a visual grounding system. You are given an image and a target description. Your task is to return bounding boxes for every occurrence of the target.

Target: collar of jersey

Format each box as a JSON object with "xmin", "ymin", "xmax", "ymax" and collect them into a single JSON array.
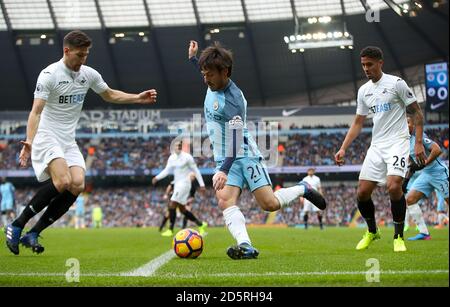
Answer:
[
  {"xmin": 59, "ymin": 58, "xmax": 80, "ymax": 79},
  {"xmin": 214, "ymin": 79, "xmax": 233, "ymax": 93},
  {"xmin": 371, "ymin": 72, "xmax": 385, "ymax": 85}
]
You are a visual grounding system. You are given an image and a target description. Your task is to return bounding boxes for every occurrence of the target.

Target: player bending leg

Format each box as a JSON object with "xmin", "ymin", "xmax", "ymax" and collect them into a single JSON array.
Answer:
[
  {"xmin": 5, "ymin": 30, "xmax": 157, "ymax": 255},
  {"xmin": 188, "ymin": 41, "xmax": 326, "ymax": 259}
]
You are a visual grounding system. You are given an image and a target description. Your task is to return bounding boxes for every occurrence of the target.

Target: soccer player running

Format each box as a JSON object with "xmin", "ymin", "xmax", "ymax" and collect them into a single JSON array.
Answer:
[
  {"xmin": 334, "ymin": 46, "xmax": 426, "ymax": 252},
  {"xmin": 152, "ymin": 141, "xmax": 207, "ymax": 236},
  {"xmin": 188, "ymin": 40, "xmax": 326, "ymax": 259},
  {"xmin": 1, "ymin": 177, "xmax": 16, "ymax": 228},
  {"xmin": 301, "ymin": 168, "xmax": 325, "ymax": 230},
  {"xmin": 5, "ymin": 30, "xmax": 157, "ymax": 255},
  {"xmin": 403, "ymin": 115, "xmax": 449, "ymax": 240}
]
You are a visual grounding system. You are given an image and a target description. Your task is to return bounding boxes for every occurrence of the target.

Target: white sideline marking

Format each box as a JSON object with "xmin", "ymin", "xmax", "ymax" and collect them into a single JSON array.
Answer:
[
  {"xmin": 0, "ymin": 269, "xmax": 447, "ymax": 278},
  {"xmin": 120, "ymin": 250, "xmax": 176, "ymax": 277},
  {"xmin": 120, "ymin": 232, "xmax": 209, "ymax": 277}
]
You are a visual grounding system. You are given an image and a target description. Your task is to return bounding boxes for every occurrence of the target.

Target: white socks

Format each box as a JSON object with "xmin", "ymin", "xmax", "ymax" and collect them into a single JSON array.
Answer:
[
  {"xmin": 223, "ymin": 206, "xmax": 251, "ymax": 245},
  {"xmin": 274, "ymin": 185, "xmax": 306, "ymax": 208},
  {"xmin": 408, "ymin": 203, "xmax": 429, "ymax": 235}
]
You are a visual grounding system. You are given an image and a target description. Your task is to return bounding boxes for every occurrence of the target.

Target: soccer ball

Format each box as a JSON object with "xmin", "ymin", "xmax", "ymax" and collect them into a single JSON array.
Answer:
[{"xmin": 172, "ymin": 228, "xmax": 204, "ymax": 259}]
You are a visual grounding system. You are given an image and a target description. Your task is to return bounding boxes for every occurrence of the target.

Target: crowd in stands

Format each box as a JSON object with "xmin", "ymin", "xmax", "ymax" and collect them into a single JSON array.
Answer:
[
  {"xmin": 11, "ymin": 183, "xmax": 444, "ymax": 229},
  {"xmin": 1, "ymin": 127, "xmax": 448, "ymax": 171}
]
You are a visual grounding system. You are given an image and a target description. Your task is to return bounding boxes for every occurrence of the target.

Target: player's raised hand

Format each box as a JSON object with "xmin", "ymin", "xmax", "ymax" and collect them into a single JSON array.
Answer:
[
  {"xmin": 334, "ymin": 149, "xmax": 346, "ymax": 166},
  {"xmin": 213, "ymin": 171, "xmax": 227, "ymax": 191},
  {"xmin": 137, "ymin": 89, "xmax": 157, "ymax": 104},
  {"xmin": 152, "ymin": 177, "xmax": 158, "ymax": 186},
  {"xmin": 19, "ymin": 140, "xmax": 32, "ymax": 168},
  {"xmin": 189, "ymin": 40, "xmax": 198, "ymax": 59}
]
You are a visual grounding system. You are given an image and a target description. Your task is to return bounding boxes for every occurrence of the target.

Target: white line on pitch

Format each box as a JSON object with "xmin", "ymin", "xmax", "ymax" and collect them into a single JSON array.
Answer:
[
  {"xmin": 120, "ymin": 232, "xmax": 209, "ymax": 277},
  {"xmin": 0, "ymin": 269, "xmax": 447, "ymax": 278},
  {"xmin": 120, "ymin": 250, "xmax": 176, "ymax": 277}
]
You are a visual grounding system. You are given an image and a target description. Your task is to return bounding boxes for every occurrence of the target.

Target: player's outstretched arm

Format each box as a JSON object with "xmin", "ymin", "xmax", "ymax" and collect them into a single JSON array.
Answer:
[
  {"xmin": 100, "ymin": 88, "xmax": 157, "ymax": 105},
  {"xmin": 406, "ymin": 102, "xmax": 426, "ymax": 165},
  {"xmin": 19, "ymin": 98, "xmax": 46, "ymax": 168},
  {"xmin": 334, "ymin": 114, "xmax": 366, "ymax": 166}
]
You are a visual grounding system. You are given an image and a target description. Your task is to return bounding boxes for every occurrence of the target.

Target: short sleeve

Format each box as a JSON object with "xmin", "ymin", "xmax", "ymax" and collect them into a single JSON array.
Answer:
[
  {"xmin": 423, "ymin": 134, "xmax": 435, "ymax": 151},
  {"xmin": 395, "ymin": 79, "xmax": 416, "ymax": 106},
  {"xmin": 356, "ymin": 87, "xmax": 369, "ymax": 116},
  {"xmin": 34, "ymin": 70, "xmax": 54, "ymax": 101},
  {"xmin": 88, "ymin": 68, "xmax": 108, "ymax": 94}
]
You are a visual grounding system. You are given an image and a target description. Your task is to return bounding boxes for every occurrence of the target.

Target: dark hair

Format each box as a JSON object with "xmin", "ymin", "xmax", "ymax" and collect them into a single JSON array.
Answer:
[
  {"xmin": 63, "ymin": 30, "xmax": 92, "ymax": 49},
  {"xmin": 360, "ymin": 46, "xmax": 383, "ymax": 60},
  {"xmin": 198, "ymin": 42, "xmax": 233, "ymax": 77}
]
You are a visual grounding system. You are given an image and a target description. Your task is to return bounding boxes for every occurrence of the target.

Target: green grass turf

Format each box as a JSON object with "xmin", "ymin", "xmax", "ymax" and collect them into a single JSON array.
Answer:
[{"xmin": 0, "ymin": 227, "xmax": 448, "ymax": 286}]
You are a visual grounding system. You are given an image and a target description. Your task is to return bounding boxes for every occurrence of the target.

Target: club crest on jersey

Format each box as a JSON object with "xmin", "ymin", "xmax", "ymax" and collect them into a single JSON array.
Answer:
[
  {"xmin": 78, "ymin": 77, "xmax": 87, "ymax": 85},
  {"xmin": 213, "ymin": 101, "xmax": 219, "ymax": 111}
]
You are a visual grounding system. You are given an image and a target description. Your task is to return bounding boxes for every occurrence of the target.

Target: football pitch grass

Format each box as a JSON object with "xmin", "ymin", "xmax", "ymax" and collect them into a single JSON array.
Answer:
[{"xmin": 0, "ymin": 227, "xmax": 448, "ymax": 287}]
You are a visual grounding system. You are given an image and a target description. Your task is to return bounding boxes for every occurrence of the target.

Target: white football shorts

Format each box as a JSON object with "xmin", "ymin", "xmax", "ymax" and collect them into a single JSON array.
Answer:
[
  {"xmin": 359, "ymin": 138, "xmax": 409, "ymax": 186},
  {"xmin": 31, "ymin": 132, "xmax": 86, "ymax": 182},
  {"xmin": 170, "ymin": 181, "xmax": 192, "ymax": 205}
]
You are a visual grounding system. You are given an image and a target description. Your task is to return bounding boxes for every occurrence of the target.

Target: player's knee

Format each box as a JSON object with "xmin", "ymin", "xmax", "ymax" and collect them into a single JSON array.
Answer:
[
  {"xmin": 218, "ymin": 198, "xmax": 234, "ymax": 210},
  {"xmin": 357, "ymin": 190, "xmax": 371, "ymax": 202},
  {"xmin": 387, "ymin": 182, "xmax": 402, "ymax": 197},
  {"xmin": 406, "ymin": 193, "xmax": 419, "ymax": 205},
  {"xmin": 53, "ymin": 174, "xmax": 72, "ymax": 192},
  {"xmin": 259, "ymin": 198, "xmax": 279, "ymax": 212},
  {"xmin": 169, "ymin": 202, "xmax": 177, "ymax": 209},
  {"xmin": 70, "ymin": 180, "xmax": 85, "ymax": 195}
]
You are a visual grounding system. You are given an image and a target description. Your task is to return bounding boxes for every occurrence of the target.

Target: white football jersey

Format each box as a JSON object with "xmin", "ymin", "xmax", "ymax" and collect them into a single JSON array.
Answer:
[
  {"xmin": 356, "ymin": 73, "xmax": 416, "ymax": 145},
  {"xmin": 33, "ymin": 59, "xmax": 108, "ymax": 146},
  {"xmin": 302, "ymin": 175, "xmax": 321, "ymax": 191},
  {"xmin": 155, "ymin": 151, "xmax": 205, "ymax": 187}
]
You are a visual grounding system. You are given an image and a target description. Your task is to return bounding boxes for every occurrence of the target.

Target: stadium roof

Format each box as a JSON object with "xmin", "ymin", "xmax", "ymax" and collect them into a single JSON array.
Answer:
[
  {"xmin": 0, "ymin": 1, "xmax": 448, "ymax": 110},
  {"xmin": 0, "ymin": 0, "xmax": 408, "ymax": 30}
]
